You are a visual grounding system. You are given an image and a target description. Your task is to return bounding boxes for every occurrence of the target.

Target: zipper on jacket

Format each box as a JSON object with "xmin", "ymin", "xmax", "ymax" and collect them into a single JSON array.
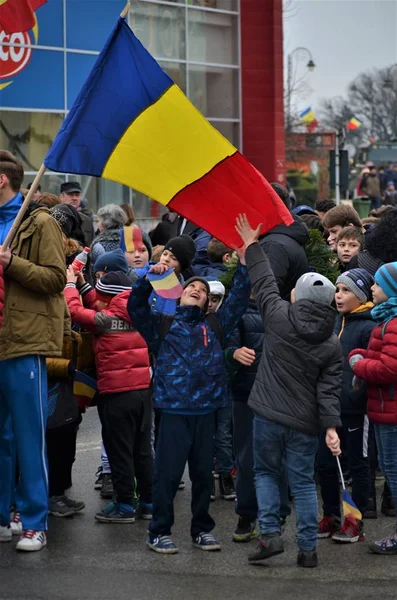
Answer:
[
  {"xmin": 202, "ymin": 324, "xmax": 208, "ymax": 347},
  {"xmin": 378, "ymin": 387, "xmax": 385, "ymax": 412}
]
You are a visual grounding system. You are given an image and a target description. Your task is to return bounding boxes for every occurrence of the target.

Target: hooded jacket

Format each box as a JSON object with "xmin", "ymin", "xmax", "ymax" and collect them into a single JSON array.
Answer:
[
  {"xmin": 259, "ymin": 216, "xmax": 309, "ymax": 300},
  {"xmin": 127, "ymin": 263, "xmax": 251, "ymax": 412},
  {"xmin": 334, "ymin": 306, "xmax": 376, "ymax": 415},
  {"xmin": 350, "ymin": 318, "xmax": 397, "ymax": 425},
  {"xmin": 246, "ymin": 243, "xmax": 342, "ymax": 435},
  {"xmin": 64, "ymin": 286, "xmax": 150, "ymax": 394}
]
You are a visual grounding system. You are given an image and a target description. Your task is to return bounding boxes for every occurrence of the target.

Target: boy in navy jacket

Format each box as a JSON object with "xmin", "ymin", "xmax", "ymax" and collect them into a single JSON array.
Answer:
[
  {"xmin": 127, "ymin": 246, "xmax": 251, "ymax": 554},
  {"xmin": 317, "ymin": 269, "xmax": 375, "ymax": 543}
]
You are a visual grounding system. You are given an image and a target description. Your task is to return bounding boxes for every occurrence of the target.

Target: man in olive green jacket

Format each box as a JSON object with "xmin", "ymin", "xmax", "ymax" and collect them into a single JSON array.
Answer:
[{"xmin": 0, "ymin": 150, "xmax": 66, "ymax": 552}]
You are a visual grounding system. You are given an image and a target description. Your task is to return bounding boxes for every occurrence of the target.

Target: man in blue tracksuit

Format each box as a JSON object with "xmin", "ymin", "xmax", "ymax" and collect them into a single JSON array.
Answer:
[
  {"xmin": 0, "ymin": 151, "xmax": 66, "ymax": 552},
  {"xmin": 127, "ymin": 249, "xmax": 251, "ymax": 554}
]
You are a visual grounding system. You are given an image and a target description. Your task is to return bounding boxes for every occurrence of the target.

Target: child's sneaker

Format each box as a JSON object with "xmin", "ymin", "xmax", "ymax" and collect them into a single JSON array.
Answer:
[
  {"xmin": 248, "ymin": 534, "xmax": 284, "ymax": 563},
  {"xmin": 61, "ymin": 496, "xmax": 85, "ymax": 513},
  {"xmin": 0, "ymin": 525, "xmax": 12, "ymax": 542},
  {"xmin": 317, "ymin": 515, "xmax": 341, "ymax": 538},
  {"xmin": 48, "ymin": 495, "xmax": 75, "ymax": 518},
  {"xmin": 147, "ymin": 534, "xmax": 178, "ymax": 554},
  {"xmin": 135, "ymin": 501, "xmax": 153, "ymax": 520},
  {"xmin": 16, "ymin": 530, "xmax": 47, "ymax": 552},
  {"xmin": 233, "ymin": 517, "xmax": 258, "ymax": 543},
  {"xmin": 192, "ymin": 532, "xmax": 221, "ymax": 551},
  {"xmin": 219, "ymin": 472, "xmax": 236, "ymax": 501},
  {"xmin": 369, "ymin": 531, "xmax": 397, "ymax": 555},
  {"xmin": 100, "ymin": 474, "xmax": 114, "ymax": 499},
  {"xmin": 94, "ymin": 466, "xmax": 104, "ymax": 490},
  {"xmin": 297, "ymin": 550, "xmax": 318, "ymax": 568},
  {"xmin": 10, "ymin": 511, "xmax": 22, "ymax": 535},
  {"xmin": 95, "ymin": 501, "xmax": 135, "ymax": 523},
  {"xmin": 332, "ymin": 515, "xmax": 365, "ymax": 543}
]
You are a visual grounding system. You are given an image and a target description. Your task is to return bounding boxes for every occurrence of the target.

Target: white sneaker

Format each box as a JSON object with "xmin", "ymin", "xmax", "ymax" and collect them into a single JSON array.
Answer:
[
  {"xmin": 10, "ymin": 511, "xmax": 22, "ymax": 536},
  {"xmin": 0, "ymin": 525, "xmax": 12, "ymax": 542},
  {"xmin": 16, "ymin": 530, "xmax": 47, "ymax": 552}
]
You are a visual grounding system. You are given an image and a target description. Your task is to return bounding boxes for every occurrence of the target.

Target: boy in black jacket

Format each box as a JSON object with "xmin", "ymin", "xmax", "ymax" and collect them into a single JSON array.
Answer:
[
  {"xmin": 318, "ymin": 269, "xmax": 375, "ymax": 543},
  {"xmin": 235, "ymin": 214, "xmax": 343, "ymax": 569}
]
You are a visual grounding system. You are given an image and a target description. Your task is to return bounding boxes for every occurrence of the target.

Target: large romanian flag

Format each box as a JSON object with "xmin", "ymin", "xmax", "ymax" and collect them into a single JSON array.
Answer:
[{"xmin": 44, "ymin": 16, "xmax": 292, "ymax": 248}]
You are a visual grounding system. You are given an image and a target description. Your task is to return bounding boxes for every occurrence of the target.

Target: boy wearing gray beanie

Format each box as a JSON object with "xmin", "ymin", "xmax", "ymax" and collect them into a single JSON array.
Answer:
[{"xmin": 235, "ymin": 214, "xmax": 343, "ymax": 569}]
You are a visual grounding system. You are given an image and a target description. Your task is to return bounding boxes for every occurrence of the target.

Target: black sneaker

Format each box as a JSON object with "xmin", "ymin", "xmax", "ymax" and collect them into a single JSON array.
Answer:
[
  {"xmin": 94, "ymin": 466, "xmax": 104, "ymax": 490},
  {"xmin": 210, "ymin": 476, "xmax": 215, "ymax": 502},
  {"xmin": 100, "ymin": 474, "xmax": 114, "ymax": 499},
  {"xmin": 219, "ymin": 472, "xmax": 236, "ymax": 501},
  {"xmin": 364, "ymin": 497, "xmax": 378, "ymax": 519},
  {"xmin": 297, "ymin": 550, "xmax": 318, "ymax": 568},
  {"xmin": 381, "ymin": 482, "xmax": 396, "ymax": 517},
  {"xmin": 248, "ymin": 534, "xmax": 284, "ymax": 563},
  {"xmin": 233, "ymin": 517, "xmax": 257, "ymax": 543}
]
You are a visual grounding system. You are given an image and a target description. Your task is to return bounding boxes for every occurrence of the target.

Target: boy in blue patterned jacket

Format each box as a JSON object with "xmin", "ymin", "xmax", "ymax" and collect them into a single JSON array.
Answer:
[{"xmin": 127, "ymin": 243, "xmax": 251, "ymax": 554}]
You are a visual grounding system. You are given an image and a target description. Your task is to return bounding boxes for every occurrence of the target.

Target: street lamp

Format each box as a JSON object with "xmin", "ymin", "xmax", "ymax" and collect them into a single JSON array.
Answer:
[
  {"xmin": 286, "ymin": 47, "xmax": 316, "ymax": 132},
  {"xmin": 383, "ymin": 64, "xmax": 397, "ymax": 90}
]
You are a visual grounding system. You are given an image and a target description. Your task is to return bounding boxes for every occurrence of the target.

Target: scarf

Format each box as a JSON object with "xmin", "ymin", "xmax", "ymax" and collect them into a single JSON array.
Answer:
[{"xmin": 371, "ymin": 297, "xmax": 397, "ymax": 324}]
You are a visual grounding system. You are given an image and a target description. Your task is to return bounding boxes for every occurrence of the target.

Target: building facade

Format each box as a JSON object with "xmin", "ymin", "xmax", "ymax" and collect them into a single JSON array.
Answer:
[{"xmin": 0, "ymin": 0, "xmax": 284, "ymax": 224}]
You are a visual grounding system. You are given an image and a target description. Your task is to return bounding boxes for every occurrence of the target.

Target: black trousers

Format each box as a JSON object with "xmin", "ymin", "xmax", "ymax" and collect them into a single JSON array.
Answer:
[
  {"xmin": 46, "ymin": 419, "xmax": 80, "ymax": 497},
  {"xmin": 97, "ymin": 389, "xmax": 152, "ymax": 506},
  {"xmin": 233, "ymin": 401, "xmax": 257, "ymax": 522},
  {"xmin": 149, "ymin": 412, "xmax": 216, "ymax": 537},
  {"xmin": 318, "ymin": 414, "xmax": 370, "ymax": 517}
]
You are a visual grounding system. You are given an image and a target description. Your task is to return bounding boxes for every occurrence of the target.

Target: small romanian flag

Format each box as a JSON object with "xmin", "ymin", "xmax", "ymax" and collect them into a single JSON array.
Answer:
[
  {"xmin": 73, "ymin": 371, "xmax": 97, "ymax": 405},
  {"xmin": 346, "ymin": 116, "xmax": 363, "ymax": 131},
  {"xmin": 342, "ymin": 488, "xmax": 362, "ymax": 520},
  {"xmin": 120, "ymin": 225, "xmax": 143, "ymax": 253},
  {"xmin": 147, "ymin": 269, "xmax": 183, "ymax": 300},
  {"xmin": 43, "ymin": 15, "xmax": 292, "ymax": 249},
  {"xmin": 299, "ymin": 107, "xmax": 318, "ymax": 127}
]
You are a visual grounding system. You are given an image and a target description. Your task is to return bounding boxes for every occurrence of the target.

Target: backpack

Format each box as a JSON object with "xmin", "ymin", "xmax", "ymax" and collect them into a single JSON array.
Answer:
[{"xmin": 158, "ymin": 312, "xmax": 224, "ymax": 348}]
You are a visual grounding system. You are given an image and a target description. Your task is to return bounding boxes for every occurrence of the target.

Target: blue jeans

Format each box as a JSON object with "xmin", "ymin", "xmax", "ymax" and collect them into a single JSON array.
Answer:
[
  {"xmin": 253, "ymin": 415, "xmax": 318, "ymax": 552},
  {"xmin": 215, "ymin": 406, "xmax": 233, "ymax": 473},
  {"xmin": 373, "ymin": 423, "xmax": 397, "ymax": 526}
]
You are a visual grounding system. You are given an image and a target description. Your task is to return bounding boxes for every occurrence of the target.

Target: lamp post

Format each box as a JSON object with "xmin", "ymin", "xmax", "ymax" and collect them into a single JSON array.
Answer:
[
  {"xmin": 383, "ymin": 64, "xmax": 397, "ymax": 90},
  {"xmin": 286, "ymin": 47, "xmax": 316, "ymax": 132}
]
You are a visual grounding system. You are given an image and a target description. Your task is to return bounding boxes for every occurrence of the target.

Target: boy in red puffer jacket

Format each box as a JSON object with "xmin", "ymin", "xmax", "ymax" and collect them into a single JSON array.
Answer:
[
  {"xmin": 350, "ymin": 261, "xmax": 397, "ymax": 555},
  {"xmin": 64, "ymin": 267, "xmax": 152, "ymax": 524}
]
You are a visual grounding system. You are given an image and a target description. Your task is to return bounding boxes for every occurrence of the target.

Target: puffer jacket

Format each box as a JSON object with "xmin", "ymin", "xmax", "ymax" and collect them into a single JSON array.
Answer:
[
  {"xmin": 334, "ymin": 305, "xmax": 376, "ymax": 415},
  {"xmin": 0, "ymin": 205, "xmax": 66, "ymax": 360},
  {"xmin": 259, "ymin": 215, "xmax": 309, "ymax": 300},
  {"xmin": 246, "ymin": 243, "xmax": 342, "ymax": 435},
  {"xmin": 127, "ymin": 263, "xmax": 251, "ymax": 411},
  {"xmin": 64, "ymin": 285, "xmax": 150, "ymax": 394},
  {"xmin": 225, "ymin": 300, "xmax": 264, "ymax": 402},
  {"xmin": 350, "ymin": 318, "xmax": 397, "ymax": 424}
]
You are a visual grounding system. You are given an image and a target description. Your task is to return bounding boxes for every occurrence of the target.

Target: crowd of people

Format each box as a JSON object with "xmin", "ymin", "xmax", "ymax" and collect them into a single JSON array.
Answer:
[{"xmin": 1, "ymin": 149, "xmax": 397, "ymax": 569}]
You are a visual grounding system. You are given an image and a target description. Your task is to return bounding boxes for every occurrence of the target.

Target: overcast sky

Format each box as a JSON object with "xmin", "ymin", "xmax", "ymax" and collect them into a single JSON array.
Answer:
[{"xmin": 283, "ymin": 0, "xmax": 397, "ymax": 114}]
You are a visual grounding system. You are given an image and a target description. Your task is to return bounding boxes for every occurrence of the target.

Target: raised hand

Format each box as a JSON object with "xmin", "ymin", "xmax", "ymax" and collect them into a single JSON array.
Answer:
[{"xmin": 235, "ymin": 214, "xmax": 262, "ymax": 248}]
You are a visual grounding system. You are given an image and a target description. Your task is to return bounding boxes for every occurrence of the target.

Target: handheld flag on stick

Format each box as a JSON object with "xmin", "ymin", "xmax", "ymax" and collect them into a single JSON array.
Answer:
[
  {"xmin": 346, "ymin": 116, "xmax": 363, "ymax": 131},
  {"xmin": 147, "ymin": 268, "xmax": 183, "ymax": 300},
  {"xmin": 43, "ymin": 13, "xmax": 292, "ymax": 249},
  {"xmin": 336, "ymin": 455, "xmax": 362, "ymax": 520},
  {"xmin": 73, "ymin": 371, "xmax": 97, "ymax": 408},
  {"xmin": 120, "ymin": 225, "xmax": 143, "ymax": 253}
]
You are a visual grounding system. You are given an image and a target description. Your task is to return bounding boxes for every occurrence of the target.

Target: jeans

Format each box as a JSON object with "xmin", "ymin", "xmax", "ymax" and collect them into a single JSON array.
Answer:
[
  {"xmin": 253, "ymin": 415, "xmax": 318, "ymax": 552},
  {"xmin": 318, "ymin": 414, "xmax": 370, "ymax": 517},
  {"xmin": 215, "ymin": 406, "xmax": 233, "ymax": 473},
  {"xmin": 149, "ymin": 412, "xmax": 216, "ymax": 537},
  {"xmin": 233, "ymin": 402, "xmax": 290, "ymax": 522},
  {"xmin": 373, "ymin": 423, "xmax": 397, "ymax": 527}
]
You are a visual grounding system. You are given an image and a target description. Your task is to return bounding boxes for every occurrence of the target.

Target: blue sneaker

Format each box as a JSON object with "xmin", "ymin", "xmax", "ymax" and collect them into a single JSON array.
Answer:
[
  {"xmin": 135, "ymin": 501, "xmax": 153, "ymax": 520},
  {"xmin": 192, "ymin": 532, "xmax": 221, "ymax": 551},
  {"xmin": 95, "ymin": 501, "xmax": 135, "ymax": 523},
  {"xmin": 147, "ymin": 534, "xmax": 178, "ymax": 554}
]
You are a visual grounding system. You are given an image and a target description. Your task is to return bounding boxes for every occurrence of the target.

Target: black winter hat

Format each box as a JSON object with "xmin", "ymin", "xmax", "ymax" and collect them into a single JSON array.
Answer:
[
  {"xmin": 95, "ymin": 271, "xmax": 132, "ymax": 298},
  {"xmin": 164, "ymin": 235, "xmax": 196, "ymax": 270},
  {"xmin": 50, "ymin": 204, "xmax": 84, "ymax": 244}
]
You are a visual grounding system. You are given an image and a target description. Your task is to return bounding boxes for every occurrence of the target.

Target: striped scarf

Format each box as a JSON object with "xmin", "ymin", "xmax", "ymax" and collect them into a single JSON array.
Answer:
[{"xmin": 371, "ymin": 298, "xmax": 397, "ymax": 324}]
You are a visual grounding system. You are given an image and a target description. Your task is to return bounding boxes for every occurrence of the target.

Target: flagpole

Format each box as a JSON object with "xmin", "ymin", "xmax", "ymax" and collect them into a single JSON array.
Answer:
[
  {"xmin": 336, "ymin": 456, "xmax": 346, "ymax": 491},
  {"xmin": 120, "ymin": 2, "xmax": 130, "ymax": 18},
  {"xmin": 1, "ymin": 163, "xmax": 47, "ymax": 251}
]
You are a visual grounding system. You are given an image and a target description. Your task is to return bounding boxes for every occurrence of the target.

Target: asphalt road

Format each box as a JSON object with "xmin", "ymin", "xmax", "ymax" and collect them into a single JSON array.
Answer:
[{"xmin": 1, "ymin": 410, "xmax": 397, "ymax": 600}]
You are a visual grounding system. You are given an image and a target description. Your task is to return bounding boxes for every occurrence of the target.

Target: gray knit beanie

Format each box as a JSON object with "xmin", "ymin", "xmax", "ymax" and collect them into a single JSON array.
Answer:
[
  {"xmin": 336, "ymin": 269, "xmax": 374, "ymax": 303},
  {"xmin": 295, "ymin": 272, "xmax": 336, "ymax": 306}
]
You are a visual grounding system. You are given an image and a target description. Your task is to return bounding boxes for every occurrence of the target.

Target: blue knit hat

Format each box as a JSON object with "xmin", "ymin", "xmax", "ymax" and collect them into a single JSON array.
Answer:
[
  {"xmin": 336, "ymin": 269, "xmax": 374, "ymax": 303},
  {"xmin": 94, "ymin": 248, "xmax": 128, "ymax": 274},
  {"xmin": 374, "ymin": 262, "xmax": 397, "ymax": 299}
]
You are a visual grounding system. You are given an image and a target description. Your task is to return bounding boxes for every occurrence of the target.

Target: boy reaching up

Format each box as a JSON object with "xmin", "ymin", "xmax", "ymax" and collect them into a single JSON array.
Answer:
[
  {"xmin": 235, "ymin": 214, "xmax": 343, "ymax": 569},
  {"xmin": 127, "ymin": 242, "xmax": 251, "ymax": 554}
]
